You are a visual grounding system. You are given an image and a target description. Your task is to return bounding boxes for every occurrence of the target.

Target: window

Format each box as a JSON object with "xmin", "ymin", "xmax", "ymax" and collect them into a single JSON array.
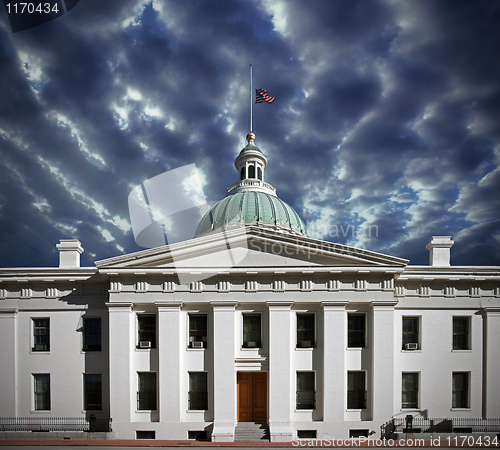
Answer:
[
  {"xmin": 402, "ymin": 317, "xmax": 420, "ymax": 350},
  {"xmin": 347, "ymin": 371, "xmax": 366, "ymax": 409},
  {"xmin": 348, "ymin": 313, "xmax": 366, "ymax": 348},
  {"xmin": 453, "ymin": 317, "xmax": 470, "ymax": 350},
  {"xmin": 189, "ymin": 314, "xmax": 207, "ymax": 348},
  {"xmin": 137, "ymin": 314, "xmax": 156, "ymax": 348},
  {"xmin": 242, "ymin": 314, "xmax": 261, "ymax": 348},
  {"xmin": 296, "ymin": 372, "xmax": 315, "ymax": 409},
  {"xmin": 297, "ymin": 313, "xmax": 315, "ymax": 348},
  {"xmin": 83, "ymin": 318, "xmax": 101, "ymax": 351},
  {"xmin": 402, "ymin": 372, "xmax": 419, "ymax": 409},
  {"xmin": 33, "ymin": 374, "xmax": 50, "ymax": 410},
  {"xmin": 136, "ymin": 431, "xmax": 155, "ymax": 439},
  {"xmin": 452, "ymin": 372, "xmax": 469, "ymax": 408},
  {"xmin": 137, "ymin": 372, "xmax": 157, "ymax": 410},
  {"xmin": 189, "ymin": 372, "xmax": 208, "ymax": 410},
  {"xmin": 84, "ymin": 374, "xmax": 102, "ymax": 410},
  {"xmin": 188, "ymin": 430, "xmax": 207, "ymax": 441},
  {"xmin": 257, "ymin": 167, "xmax": 263, "ymax": 180},
  {"xmin": 240, "ymin": 167, "xmax": 246, "ymax": 180},
  {"xmin": 248, "ymin": 164, "xmax": 255, "ymax": 179},
  {"xmin": 350, "ymin": 430, "xmax": 369, "ymax": 438},
  {"xmin": 33, "ymin": 318, "xmax": 50, "ymax": 352},
  {"xmin": 297, "ymin": 430, "xmax": 317, "ymax": 439}
]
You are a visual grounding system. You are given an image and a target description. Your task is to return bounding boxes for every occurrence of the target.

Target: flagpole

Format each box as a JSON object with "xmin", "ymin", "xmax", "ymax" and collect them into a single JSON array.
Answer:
[{"xmin": 250, "ymin": 63, "xmax": 253, "ymax": 133}]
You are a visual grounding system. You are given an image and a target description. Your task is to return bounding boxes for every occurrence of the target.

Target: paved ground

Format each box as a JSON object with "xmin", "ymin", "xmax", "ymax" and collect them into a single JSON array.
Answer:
[
  {"xmin": 0, "ymin": 438, "xmax": 482, "ymax": 448},
  {"xmin": 0, "ymin": 440, "xmax": 292, "ymax": 447}
]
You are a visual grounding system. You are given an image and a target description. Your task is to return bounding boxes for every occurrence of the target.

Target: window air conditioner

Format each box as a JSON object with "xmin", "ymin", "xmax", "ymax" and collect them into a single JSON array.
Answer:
[
  {"xmin": 139, "ymin": 340, "xmax": 151, "ymax": 348},
  {"xmin": 192, "ymin": 341, "xmax": 204, "ymax": 348},
  {"xmin": 405, "ymin": 343, "xmax": 418, "ymax": 350},
  {"xmin": 34, "ymin": 344, "xmax": 46, "ymax": 351},
  {"xmin": 247, "ymin": 341, "xmax": 256, "ymax": 348}
]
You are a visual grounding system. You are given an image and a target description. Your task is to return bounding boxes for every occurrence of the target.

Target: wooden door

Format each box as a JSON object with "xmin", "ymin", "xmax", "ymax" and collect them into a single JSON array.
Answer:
[
  {"xmin": 252, "ymin": 372, "xmax": 267, "ymax": 422},
  {"xmin": 237, "ymin": 372, "xmax": 267, "ymax": 422}
]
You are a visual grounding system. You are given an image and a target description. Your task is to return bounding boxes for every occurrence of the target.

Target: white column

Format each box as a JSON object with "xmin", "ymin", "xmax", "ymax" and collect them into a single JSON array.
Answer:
[
  {"xmin": 322, "ymin": 302, "xmax": 347, "ymax": 422},
  {"xmin": 484, "ymin": 308, "xmax": 500, "ymax": 417},
  {"xmin": 0, "ymin": 308, "xmax": 17, "ymax": 416},
  {"xmin": 157, "ymin": 302, "xmax": 182, "ymax": 423},
  {"xmin": 107, "ymin": 302, "xmax": 134, "ymax": 426},
  {"xmin": 371, "ymin": 302, "xmax": 396, "ymax": 421},
  {"xmin": 211, "ymin": 301, "xmax": 237, "ymax": 442},
  {"xmin": 267, "ymin": 301, "xmax": 293, "ymax": 442}
]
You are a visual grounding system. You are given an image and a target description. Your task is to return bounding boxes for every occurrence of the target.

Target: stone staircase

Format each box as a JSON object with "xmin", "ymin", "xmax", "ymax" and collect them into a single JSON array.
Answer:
[{"xmin": 234, "ymin": 422, "xmax": 270, "ymax": 442}]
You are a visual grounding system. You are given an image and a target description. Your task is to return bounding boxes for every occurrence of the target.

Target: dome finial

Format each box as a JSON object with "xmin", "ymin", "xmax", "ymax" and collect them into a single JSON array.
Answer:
[{"xmin": 246, "ymin": 132, "xmax": 256, "ymax": 144}]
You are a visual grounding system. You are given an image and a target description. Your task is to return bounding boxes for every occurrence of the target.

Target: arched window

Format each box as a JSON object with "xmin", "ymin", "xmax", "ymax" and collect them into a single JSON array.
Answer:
[
  {"xmin": 241, "ymin": 167, "xmax": 246, "ymax": 180},
  {"xmin": 257, "ymin": 167, "xmax": 262, "ymax": 180},
  {"xmin": 248, "ymin": 164, "xmax": 255, "ymax": 179}
]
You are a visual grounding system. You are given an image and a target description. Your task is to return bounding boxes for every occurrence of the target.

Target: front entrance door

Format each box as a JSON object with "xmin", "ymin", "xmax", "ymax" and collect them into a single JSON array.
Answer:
[{"xmin": 237, "ymin": 372, "xmax": 267, "ymax": 422}]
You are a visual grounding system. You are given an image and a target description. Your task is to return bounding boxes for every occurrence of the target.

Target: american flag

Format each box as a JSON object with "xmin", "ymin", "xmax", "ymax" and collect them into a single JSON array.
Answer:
[{"xmin": 255, "ymin": 89, "xmax": 275, "ymax": 103}]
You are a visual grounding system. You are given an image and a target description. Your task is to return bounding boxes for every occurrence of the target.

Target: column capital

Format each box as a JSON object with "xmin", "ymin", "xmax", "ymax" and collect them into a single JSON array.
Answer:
[
  {"xmin": 371, "ymin": 301, "xmax": 398, "ymax": 309},
  {"xmin": 0, "ymin": 308, "xmax": 18, "ymax": 315},
  {"xmin": 267, "ymin": 301, "xmax": 293, "ymax": 310},
  {"xmin": 156, "ymin": 301, "xmax": 182, "ymax": 311},
  {"xmin": 322, "ymin": 301, "xmax": 348, "ymax": 310},
  {"xmin": 105, "ymin": 302, "xmax": 133, "ymax": 310},
  {"xmin": 211, "ymin": 301, "xmax": 238, "ymax": 310}
]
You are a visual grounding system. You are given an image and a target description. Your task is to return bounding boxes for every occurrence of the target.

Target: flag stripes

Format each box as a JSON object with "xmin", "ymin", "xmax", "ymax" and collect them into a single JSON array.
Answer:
[{"xmin": 255, "ymin": 89, "xmax": 275, "ymax": 103}]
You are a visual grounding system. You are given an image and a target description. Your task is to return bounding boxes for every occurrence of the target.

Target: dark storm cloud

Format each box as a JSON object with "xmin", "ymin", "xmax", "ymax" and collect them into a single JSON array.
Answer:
[{"xmin": 0, "ymin": 0, "xmax": 499, "ymax": 267}]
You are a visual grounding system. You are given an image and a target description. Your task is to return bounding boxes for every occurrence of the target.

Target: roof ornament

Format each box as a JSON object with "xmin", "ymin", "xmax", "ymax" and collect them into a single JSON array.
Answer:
[{"xmin": 246, "ymin": 132, "xmax": 256, "ymax": 144}]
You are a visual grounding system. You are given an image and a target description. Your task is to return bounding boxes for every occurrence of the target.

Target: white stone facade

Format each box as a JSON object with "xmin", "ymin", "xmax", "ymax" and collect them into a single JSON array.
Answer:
[{"xmin": 0, "ymin": 229, "xmax": 499, "ymax": 441}]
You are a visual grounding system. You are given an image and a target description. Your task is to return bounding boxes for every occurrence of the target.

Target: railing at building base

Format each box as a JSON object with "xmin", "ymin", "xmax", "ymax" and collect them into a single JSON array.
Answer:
[
  {"xmin": 381, "ymin": 417, "xmax": 500, "ymax": 439},
  {"xmin": 0, "ymin": 415, "xmax": 112, "ymax": 432}
]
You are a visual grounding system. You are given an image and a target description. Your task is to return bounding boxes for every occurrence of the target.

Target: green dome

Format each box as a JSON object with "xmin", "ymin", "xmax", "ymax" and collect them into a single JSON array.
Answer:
[
  {"xmin": 195, "ymin": 191, "xmax": 307, "ymax": 237},
  {"xmin": 238, "ymin": 142, "xmax": 262, "ymax": 156}
]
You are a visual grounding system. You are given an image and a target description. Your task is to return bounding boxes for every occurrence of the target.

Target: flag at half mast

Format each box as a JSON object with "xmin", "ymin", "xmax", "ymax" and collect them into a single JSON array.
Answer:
[{"xmin": 255, "ymin": 88, "xmax": 275, "ymax": 103}]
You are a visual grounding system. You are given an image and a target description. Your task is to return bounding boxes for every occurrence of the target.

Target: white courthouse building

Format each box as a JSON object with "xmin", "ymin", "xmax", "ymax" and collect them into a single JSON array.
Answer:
[{"xmin": 1, "ymin": 132, "xmax": 499, "ymax": 442}]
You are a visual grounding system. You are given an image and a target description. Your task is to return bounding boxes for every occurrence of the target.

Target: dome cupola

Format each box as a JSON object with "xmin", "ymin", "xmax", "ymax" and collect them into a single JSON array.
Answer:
[
  {"xmin": 195, "ymin": 133, "xmax": 307, "ymax": 237},
  {"xmin": 229, "ymin": 132, "xmax": 275, "ymax": 195}
]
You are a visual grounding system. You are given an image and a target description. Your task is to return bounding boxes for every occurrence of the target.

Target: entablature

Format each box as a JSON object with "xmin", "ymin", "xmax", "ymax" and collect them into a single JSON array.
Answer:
[{"xmin": 100, "ymin": 265, "xmax": 404, "ymax": 298}]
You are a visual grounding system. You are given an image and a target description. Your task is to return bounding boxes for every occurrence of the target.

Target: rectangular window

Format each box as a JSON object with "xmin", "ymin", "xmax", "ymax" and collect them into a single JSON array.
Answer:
[
  {"xmin": 33, "ymin": 318, "xmax": 50, "ymax": 352},
  {"xmin": 189, "ymin": 314, "xmax": 208, "ymax": 348},
  {"xmin": 452, "ymin": 372, "xmax": 469, "ymax": 408},
  {"xmin": 242, "ymin": 314, "xmax": 261, "ymax": 348},
  {"xmin": 33, "ymin": 374, "xmax": 50, "ymax": 410},
  {"xmin": 84, "ymin": 374, "xmax": 102, "ymax": 410},
  {"xmin": 348, "ymin": 313, "xmax": 366, "ymax": 348},
  {"xmin": 296, "ymin": 372, "xmax": 315, "ymax": 409},
  {"xmin": 402, "ymin": 372, "xmax": 419, "ymax": 409},
  {"xmin": 189, "ymin": 372, "xmax": 208, "ymax": 410},
  {"xmin": 136, "ymin": 430, "xmax": 155, "ymax": 439},
  {"xmin": 137, "ymin": 372, "xmax": 157, "ymax": 410},
  {"xmin": 83, "ymin": 317, "xmax": 101, "ymax": 351},
  {"xmin": 347, "ymin": 371, "xmax": 366, "ymax": 409},
  {"xmin": 453, "ymin": 317, "xmax": 470, "ymax": 350},
  {"xmin": 137, "ymin": 314, "xmax": 156, "ymax": 348},
  {"xmin": 297, "ymin": 313, "xmax": 315, "ymax": 348},
  {"xmin": 402, "ymin": 317, "xmax": 420, "ymax": 350}
]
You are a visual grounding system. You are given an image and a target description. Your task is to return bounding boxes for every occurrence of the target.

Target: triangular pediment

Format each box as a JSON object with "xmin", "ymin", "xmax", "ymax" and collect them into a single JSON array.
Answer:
[{"xmin": 96, "ymin": 226, "xmax": 408, "ymax": 271}]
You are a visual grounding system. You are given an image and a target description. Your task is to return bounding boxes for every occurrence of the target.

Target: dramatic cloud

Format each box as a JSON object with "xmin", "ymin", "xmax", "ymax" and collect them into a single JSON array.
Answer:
[{"xmin": 0, "ymin": 0, "xmax": 499, "ymax": 267}]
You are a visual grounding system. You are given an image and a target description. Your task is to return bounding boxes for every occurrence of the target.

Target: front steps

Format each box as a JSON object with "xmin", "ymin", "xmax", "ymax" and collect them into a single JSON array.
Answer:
[{"xmin": 234, "ymin": 422, "xmax": 270, "ymax": 442}]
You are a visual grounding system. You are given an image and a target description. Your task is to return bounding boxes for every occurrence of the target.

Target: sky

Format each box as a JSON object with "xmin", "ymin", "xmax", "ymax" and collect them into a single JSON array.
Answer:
[{"xmin": 1, "ymin": 0, "xmax": 500, "ymax": 268}]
